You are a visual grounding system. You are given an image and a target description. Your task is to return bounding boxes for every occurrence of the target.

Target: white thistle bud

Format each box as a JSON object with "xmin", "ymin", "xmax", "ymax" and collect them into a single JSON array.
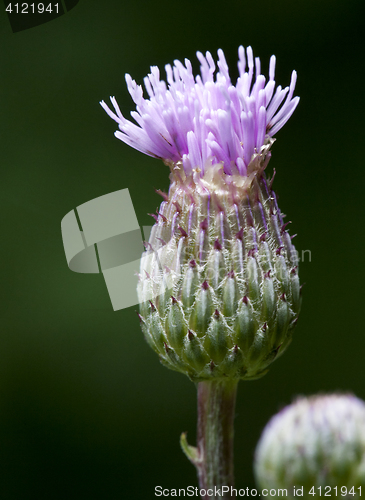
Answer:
[{"xmin": 254, "ymin": 394, "xmax": 365, "ymax": 496}]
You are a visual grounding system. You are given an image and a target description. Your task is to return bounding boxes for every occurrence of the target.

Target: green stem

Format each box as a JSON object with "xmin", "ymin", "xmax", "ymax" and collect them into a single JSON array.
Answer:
[{"xmin": 181, "ymin": 380, "xmax": 238, "ymax": 500}]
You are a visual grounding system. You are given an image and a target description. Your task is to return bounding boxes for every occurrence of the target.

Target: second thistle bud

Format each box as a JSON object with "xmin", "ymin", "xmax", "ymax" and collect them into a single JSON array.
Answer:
[
  {"xmin": 254, "ymin": 394, "xmax": 365, "ymax": 495},
  {"xmin": 138, "ymin": 158, "xmax": 301, "ymax": 382}
]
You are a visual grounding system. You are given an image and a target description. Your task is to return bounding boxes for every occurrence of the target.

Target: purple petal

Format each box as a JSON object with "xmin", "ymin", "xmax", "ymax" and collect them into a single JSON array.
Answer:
[
  {"xmin": 101, "ymin": 46, "xmax": 299, "ymax": 177},
  {"xmin": 187, "ymin": 131, "xmax": 202, "ymax": 169}
]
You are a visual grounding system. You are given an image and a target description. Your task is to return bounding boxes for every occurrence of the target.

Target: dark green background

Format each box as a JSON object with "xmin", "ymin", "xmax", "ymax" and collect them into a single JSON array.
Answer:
[{"xmin": 1, "ymin": 0, "xmax": 364, "ymax": 498}]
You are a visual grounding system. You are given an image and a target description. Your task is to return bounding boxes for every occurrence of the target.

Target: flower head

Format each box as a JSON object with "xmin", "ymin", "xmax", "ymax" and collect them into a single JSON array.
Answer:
[
  {"xmin": 101, "ymin": 46, "xmax": 299, "ymax": 176},
  {"xmin": 101, "ymin": 46, "xmax": 301, "ymax": 382},
  {"xmin": 255, "ymin": 394, "xmax": 365, "ymax": 494}
]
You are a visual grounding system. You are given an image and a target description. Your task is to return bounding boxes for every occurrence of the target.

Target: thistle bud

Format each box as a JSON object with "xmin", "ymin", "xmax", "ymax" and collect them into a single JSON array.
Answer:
[
  {"xmin": 254, "ymin": 394, "xmax": 365, "ymax": 495},
  {"xmin": 101, "ymin": 46, "xmax": 301, "ymax": 382}
]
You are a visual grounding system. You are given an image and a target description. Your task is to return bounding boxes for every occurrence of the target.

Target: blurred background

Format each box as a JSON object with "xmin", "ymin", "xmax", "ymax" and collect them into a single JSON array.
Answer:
[{"xmin": 1, "ymin": 0, "xmax": 365, "ymax": 498}]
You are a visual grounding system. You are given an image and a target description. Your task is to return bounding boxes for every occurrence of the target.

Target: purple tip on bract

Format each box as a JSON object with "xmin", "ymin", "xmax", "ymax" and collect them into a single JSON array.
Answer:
[
  {"xmin": 273, "ymin": 343, "xmax": 282, "ymax": 355},
  {"xmin": 214, "ymin": 238, "xmax": 222, "ymax": 251},
  {"xmin": 158, "ymin": 212, "xmax": 167, "ymax": 223},
  {"xmin": 269, "ymin": 169, "xmax": 276, "ymax": 190},
  {"xmin": 189, "ymin": 259, "xmax": 197, "ymax": 268},
  {"xmin": 202, "ymin": 280, "xmax": 209, "ymax": 290},
  {"xmin": 214, "ymin": 309, "xmax": 220, "ymax": 319},
  {"xmin": 227, "ymin": 270, "xmax": 235, "ymax": 279},
  {"xmin": 280, "ymin": 293, "xmax": 286, "ymax": 301},
  {"xmin": 242, "ymin": 296, "xmax": 248, "ymax": 304},
  {"xmin": 136, "ymin": 312, "xmax": 145, "ymax": 323},
  {"xmin": 248, "ymin": 248, "xmax": 256, "ymax": 257},
  {"xmin": 157, "ymin": 237, "xmax": 167, "ymax": 246},
  {"xmin": 262, "ymin": 323, "xmax": 267, "ymax": 332},
  {"xmin": 264, "ymin": 270, "xmax": 271, "ymax": 279},
  {"xmin": 260, "ymin": 232, "xmax": 267, "ymax": 242},
  {"xmin": 281, "ymin": 221, "xmax": 292, "ymax": 233},
  {"xmin": 210, "ymin": 360, "xmax": 215, "ymax": 370},
  {"xmin": 164, "ymin": 342, "xmax": 170, "ymax": 353},
  {"xmin": 188, "ymin": 330, "xmax": 194, "ymax": 340},
  {"xmin": 178, "ymin": 226, "xmax": 188, "ymax": 238},
  {"xmin": 155, "ymin": 189, "xmax": 169, "ymax": 201},
  {"xmin": 200, "ymin": 218, "xmax": 208, "ymax": 231},
  {"xmin": 291, "ymin": 266, "xmax": 298, "ymax": 275},
  {"xmin": 236, "ymin": 227, "xmax": 244, "ymax": 240},
  {"xmin": 173, "ymin": 201, "xmax": 182, "ymax": 213},
  {"xmin": 276, "ymin": 246, "xmax": 284, "ymax": 255},
  {"xmin": 143, "ymin": 241, "xmax": 153, "ymax": 252},
  {"xmin": 149, "ymin": 300, "xmax": 156, "ymax": 311},
  {"xmin": 148, "ymin": 213, "xmax": 158, "ymax": 222},
  {"xmin": 171, "ymin": 296, "xmax": 178, "ymax": 304}
]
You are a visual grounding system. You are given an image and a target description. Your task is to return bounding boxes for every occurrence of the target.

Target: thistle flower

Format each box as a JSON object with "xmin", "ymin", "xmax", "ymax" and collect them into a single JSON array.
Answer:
[
  {"xmin": 101, "ymin": 46, "xmax": 301, "ymax": 382},
  {"xmin": 254, "ymin": 394, "xmax": 365, "ymax": 495}
]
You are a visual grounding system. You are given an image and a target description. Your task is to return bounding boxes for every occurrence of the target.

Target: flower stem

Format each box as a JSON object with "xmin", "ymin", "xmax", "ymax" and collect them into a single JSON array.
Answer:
[{"xmin": 181, "ymin": 380, "xmax": 238, "ymax": 499}]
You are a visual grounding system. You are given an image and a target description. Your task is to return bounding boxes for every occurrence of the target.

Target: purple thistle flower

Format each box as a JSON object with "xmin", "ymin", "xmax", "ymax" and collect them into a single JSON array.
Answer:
[
  {"xmin": 100, "ymin": 46, "xmax": 299, "ymax": 176},
  {"xmin": 100, "ymin": 46, "xmax": 302, "ymax": 384}
]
